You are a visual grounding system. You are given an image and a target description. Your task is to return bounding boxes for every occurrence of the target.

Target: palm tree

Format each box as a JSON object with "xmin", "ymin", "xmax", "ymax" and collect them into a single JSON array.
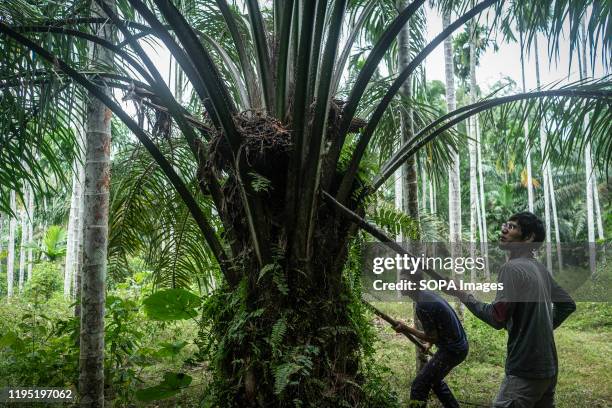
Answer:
[
  {"xmin": 64, "ymin": 123, "xmax": 85, "ymax": 298},
  {"xmin": 467, "ymin": 19, "xmax": 491, "ymax": 280},
  {"xmin": 1, "ymin": 0, "xmax": 610, "ymax": 405},
  {"xmin": 442, "ymin": 10, "xmax": 462, "ymax": 249},
  {"xmin": 519, "ymin": 28, "xmax": 535, "ymax": 212},
  {"xmin": 26, "ymin": 186, "xmax": 34, "ymax": 280},
  {"xmin": 7, "ymin": 191, "xmax": 16, "ymax": 297},
  {"xmin": 18, "ymin": 190, "xmax": 27, "ymax": 292},
  {"xmin": 533, "ymin": 34, "xmax": 556, "ymax": 271},
  {"xmin": 397, "ymin": 0, "xmax": 428, "ymax": 372},
  {"xmin": 78, "ymin": 0, "xmax": 115, "ymax": 406}
]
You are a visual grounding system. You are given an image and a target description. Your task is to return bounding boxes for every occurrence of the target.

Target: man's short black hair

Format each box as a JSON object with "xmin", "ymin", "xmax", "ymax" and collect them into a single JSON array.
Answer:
[{"xmin": 509, "ymin": 212, "xmax": 545, "ymax": 245}]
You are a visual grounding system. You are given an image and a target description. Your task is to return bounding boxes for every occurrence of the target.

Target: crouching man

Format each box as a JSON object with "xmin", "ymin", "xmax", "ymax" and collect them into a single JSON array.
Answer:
[{"xmin": 394, "ymin": 288, "xmax": 468, "ymax": 408}]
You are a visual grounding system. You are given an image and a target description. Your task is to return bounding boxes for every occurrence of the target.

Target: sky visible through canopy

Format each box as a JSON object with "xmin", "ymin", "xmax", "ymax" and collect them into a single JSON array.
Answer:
[{"xmin": 127, "ymin": 3, "xmax": 609, "ymax": 120}]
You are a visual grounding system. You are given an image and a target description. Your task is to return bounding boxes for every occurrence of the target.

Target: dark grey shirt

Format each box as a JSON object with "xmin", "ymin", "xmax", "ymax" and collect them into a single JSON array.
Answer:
[{"xmin": 465, "ymin": 257, "xmax": 576, "ymax": 379}]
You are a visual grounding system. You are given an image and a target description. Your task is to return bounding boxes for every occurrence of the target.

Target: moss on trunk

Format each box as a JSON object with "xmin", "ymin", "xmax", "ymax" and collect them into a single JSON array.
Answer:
[{"xmin": 195, "ymin": 112, "xmax": 393, "ymax": 407}]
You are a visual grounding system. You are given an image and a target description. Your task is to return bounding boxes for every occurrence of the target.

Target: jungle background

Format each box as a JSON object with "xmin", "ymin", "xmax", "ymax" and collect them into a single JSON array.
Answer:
[{"xmin": 0, "ymin": 0, "xmax": 610, "ymax": 407}]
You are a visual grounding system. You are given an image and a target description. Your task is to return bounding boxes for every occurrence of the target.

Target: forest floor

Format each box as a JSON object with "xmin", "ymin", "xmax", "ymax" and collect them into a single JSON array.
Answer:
[
  {"xmin": 372, "ymin": 301, "xmax": 612, "ymax": 408},
  {"xmin": 1, "ymin": 292, "xmax": 610, "ymax": 407}
]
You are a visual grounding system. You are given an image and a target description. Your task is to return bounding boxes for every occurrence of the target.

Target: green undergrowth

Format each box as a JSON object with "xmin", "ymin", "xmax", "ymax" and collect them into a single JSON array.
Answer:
[
  {"xmin": 0, "ymin": 267, "xmax": 202, "ymax": 407},
  {"xmin": 0, "ymin": 260, "xmax": 609, "ymax": 407}
]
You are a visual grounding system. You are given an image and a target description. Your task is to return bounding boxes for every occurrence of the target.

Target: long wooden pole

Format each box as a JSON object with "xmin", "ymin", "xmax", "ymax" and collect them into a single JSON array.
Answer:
[{"xmin": 361, "ymin": 299, "xmax": 432, "ymax": 356}]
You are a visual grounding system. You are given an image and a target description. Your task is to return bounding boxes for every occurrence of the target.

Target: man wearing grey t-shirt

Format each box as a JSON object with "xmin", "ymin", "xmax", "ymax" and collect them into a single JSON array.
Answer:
[{"xmin": 452, "ymin": 212, "xmax": 576, "ymax": 408}]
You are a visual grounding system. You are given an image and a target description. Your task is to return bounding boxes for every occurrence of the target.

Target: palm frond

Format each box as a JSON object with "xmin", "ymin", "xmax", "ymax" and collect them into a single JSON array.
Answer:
[{"xmin": 109, "ymin": 137, "xmax": 220, "ymax": 292}]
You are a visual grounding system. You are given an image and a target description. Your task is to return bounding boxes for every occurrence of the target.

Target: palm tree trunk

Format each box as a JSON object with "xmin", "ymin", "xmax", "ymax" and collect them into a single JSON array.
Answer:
[
  {"xmin": 67, "ymin": 119, "xmax": 86, "ymax": 298},
  {"xmin": 579, "ymin": 18, "xmax": 603, "ymax": 242},
  {"xmin": 429, "ymin": 178, "xmax": 435, "ymax": 215},
  {"xmin": 533, "ymin": 35, "xmax": 553, "ymax": 272},
  {"xmin": 74, "ymin": 161, "xmax": 85, "ymax": 302},
  {"xmin": 468, "ymin": 23, "xmax": 479, "ymax": 279},
  {"xmin": 397, "ymin": 0, "xmax": 426, "ymax": 371},
  {"xmin": 7, "ymin": 191, "xmax": 16, "ymax": 297},
  {"xmin": 65, "ymin": 172, "xmax": 78, "ymax": 296},
  {"xmin": 519, "ymin": 30, "xmax": 535, "ymax": 213},
  {"xmin": 18, "ymin": 190, "xmax": 27, "ymax": 293},
  {"xmin": 532, "ymin": 36, "xmax": 561, "ymax": 273},
  {"xmin": 443, "ymin": 11, "xmax": 461, "ymax": 246},
  {"xmin": 78, "ymin": 1, "xmax": 114, "ymax": 405},
  {"xmin": 443, "ymin": 10, "xmax": 463, "ymax": 317},
  {"xmin": 475, "ymin": 118, "xmax": 490, "ymax": 279},
  {"xmin": 593, "ymin": 178, "xmax": 604, "ymax": 240},
  {"xmin": 579, "ymin": 18, "xmax": 596, "ymax": 272},
  {"xmin": 26, "ymin": 187, "xmax": 34, "ymax": 280},
  {"xmin": 547, "ymin": 169, "xmax": 563, "ymax": 270},
  {"xmin": 421, "ymin": 157, "xmax": 427, "ymax": 212}
]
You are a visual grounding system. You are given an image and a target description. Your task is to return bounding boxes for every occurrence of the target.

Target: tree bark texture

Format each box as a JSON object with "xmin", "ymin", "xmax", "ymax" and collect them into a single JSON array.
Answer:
[
  {"xmin": 7, "ymin": 191, "xmax": 16, "ymax": 297},
  {"xmin": 26, "ymin": 187, "xmax": 34, "ymax": 281},
  {"xmin": 18, "ymin": 190, "xmax": 27, "ymax": 293},
  {"xmin": 443, "ymin": 11, "xmax": 461, "ymax": 244},
  {"xmin": 468, "ymin": 29, "xmax": 479, "ymax": 266},
  {"xmin": 78, "ymin": 1, "xmax": 114, "ymax": 406},
  {"xmin": 475, "ymin": 119, "xmax": 490, "ymax": 279},
  {"xmin": 65, "ymin": 119, "xmax": 86, "ymax": 298}
]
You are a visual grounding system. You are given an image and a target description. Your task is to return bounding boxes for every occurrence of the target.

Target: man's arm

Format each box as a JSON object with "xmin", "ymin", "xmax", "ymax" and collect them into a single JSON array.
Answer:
[
  {"xmin": 393, "ymin": 321, "xmax": 438, "ymax": 343},
  {"xmin": 550, "ymin": 278, "xmax": 576, "ymax": 329},
  {"xmin": 458, "ymin": 292, "xmax": 511, "ymax": 330},
  {"xmin": 452, "ymin": 266, "xmax": 516, "ymax": 330}
]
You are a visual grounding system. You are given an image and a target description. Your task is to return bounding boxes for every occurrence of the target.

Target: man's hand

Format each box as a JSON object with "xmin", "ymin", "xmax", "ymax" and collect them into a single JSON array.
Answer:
[
  {"xmin": 422, "ymin": 342, "xmax": 432, "ymax": 354},
  {"xmin": 447, "ymin": 279, "xmax": 471, "ymax": 303},
  {"xmin": 393, "ymin": 321, "xmax": 410, "ymax": 334},
  {"xmin": 453, "ymin": 289, "xmax": 471, "ymax": 303}
]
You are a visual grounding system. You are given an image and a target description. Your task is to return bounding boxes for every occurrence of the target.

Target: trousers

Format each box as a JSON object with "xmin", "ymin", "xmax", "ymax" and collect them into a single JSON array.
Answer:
[
  {"xmin": 409, "ymin": 347, "xmax": 468, "ymax": 408},
  {"xmin": 493, "ymin": 374, "xmax": 557, "ymax": 408}
]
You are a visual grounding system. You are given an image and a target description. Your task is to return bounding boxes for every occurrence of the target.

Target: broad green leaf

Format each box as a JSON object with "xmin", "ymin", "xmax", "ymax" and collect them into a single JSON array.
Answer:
[
  {"xmin": 142, "ymin": 288, "xmax": 201, "ymax": 321},
  {"xmin": 0, "ymin": 331, "xmax": 25, "ymax": 352},
  {"xmin": 156, "ymin": 341, "xmax": 188, "ymax": 358},
  {"xmin": 135, "ymin": 372, "xmax": 192, "ymax": 402}
]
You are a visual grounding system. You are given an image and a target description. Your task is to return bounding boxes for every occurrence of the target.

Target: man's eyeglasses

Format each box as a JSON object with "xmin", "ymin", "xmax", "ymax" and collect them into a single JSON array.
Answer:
[{"xmin": 502, "ymin": 222, "xmax": 519, "ymax": 231}]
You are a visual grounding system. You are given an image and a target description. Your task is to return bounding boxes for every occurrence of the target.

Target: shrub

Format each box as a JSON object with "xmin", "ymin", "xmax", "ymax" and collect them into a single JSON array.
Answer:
[{"xmin": 24, "ymin": 261, "xmax": 63, "ymax": 302}]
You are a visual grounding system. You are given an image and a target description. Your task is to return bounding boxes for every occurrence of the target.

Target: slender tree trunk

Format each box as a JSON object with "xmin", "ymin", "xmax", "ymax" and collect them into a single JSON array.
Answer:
[
  {"xmin": 580, "ymin": 19, "xmax": 604, "ymax": 242},
  {"xmin": 18, "ymin": 190, "xmax": 27, "ymax": 293},
  {"xmin": 27, "ymin": 187, "xmax": 34, "ymax": 280},
  {"xmin": 443, "ymin": 12, "xmax": 461, "ymax": 247},
  {"xmin": 397, "ymin": 0, "xmax": 426, "ymax": 371},
  {"xmin": 429, "ymin": 178, "xmax": 435, "ymax": 215},
  {"xmin": 533, "ymin": 36, "xmax": 553, "ymax": 272},
  {"xmin": 78, "ymin": 1, "xmax": 114, "ymax": 406},
  {"xmin": 584, "ymin": 141, "xmax": 596, "ymax": 272},
  {"xmin": 579, "ymin": 19, "xmax": 596, "ymax": 273},
  {"xmin": 468, "ymin": 24, "xmax": 479, "ymax": 281},
  {"xmin": 533, "ymin": 36, "xmax": 561, "ymax": 273},
  {"xmin": 547, "ymin": 169, "xmax": 562, "ymax": 270},
  {"xmin": 593, "ymin": 178, "xmax": 604, "ymax": 240},
  {"xmin": 421, "ymin": 157, "xmax": 427, "ymax": 212},
  {"xmin": 475, "ymin": 118, "xmax": 490, "ymax": 279},
  {"xmin": 66, "ymin": 118, "xmax": 86, "ymax": 298},
  {"xmin": 65, "ymin": 174, "xmax": 78, "ymax": 296},
  {"xmin": 7, "ymin": 192, "xmax": 17, "ymax": 298},
  {"xmin": 74, "ymin": 174, "xmax": 85, "ymax": 302},
  {"xmin": 519, "ymin": 31, "xmax": 535, "ymax": 213},
  {"xmin": 443, "ymin": 11, "xmax": 463, "ymax": 317}
]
